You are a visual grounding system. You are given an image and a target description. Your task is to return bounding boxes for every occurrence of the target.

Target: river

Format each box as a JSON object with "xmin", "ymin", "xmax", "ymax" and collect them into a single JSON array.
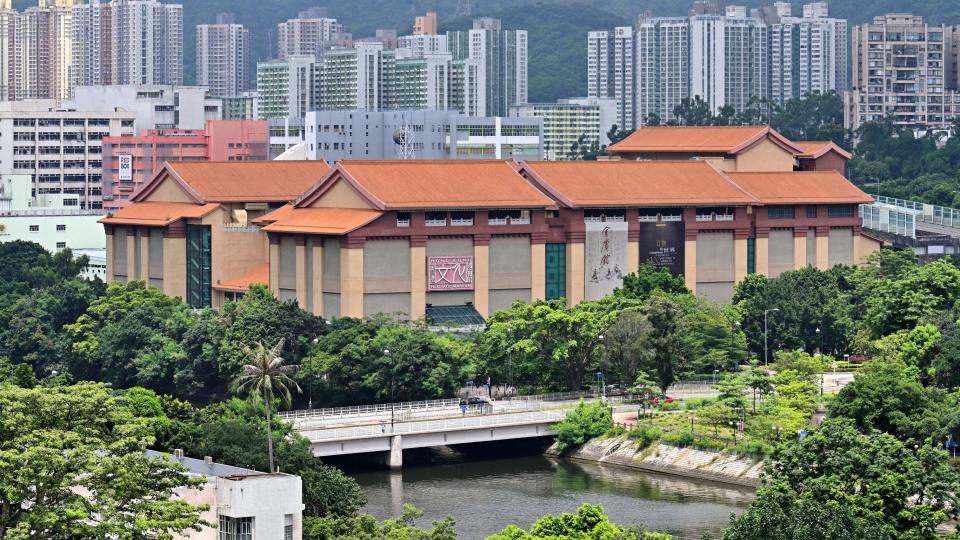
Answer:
[{"xmin": 349, "ymin": 445, "xmax": 754, "ymax": 540}]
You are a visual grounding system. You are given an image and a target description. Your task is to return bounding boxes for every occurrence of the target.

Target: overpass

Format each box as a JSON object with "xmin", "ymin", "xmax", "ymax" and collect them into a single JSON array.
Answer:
[
  {"xmin": 861, "ymin": 196, "xmax": 960, "ymax": 258},
  {"xmin": 282, "ymin": 385, "xmax": 718, "ymax": 468}
]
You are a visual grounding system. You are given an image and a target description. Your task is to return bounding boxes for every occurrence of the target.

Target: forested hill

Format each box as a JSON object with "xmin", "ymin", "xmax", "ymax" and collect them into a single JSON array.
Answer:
[{"xmin": 13, "ymin": 0, "xmax": 960, "ymax": 100}]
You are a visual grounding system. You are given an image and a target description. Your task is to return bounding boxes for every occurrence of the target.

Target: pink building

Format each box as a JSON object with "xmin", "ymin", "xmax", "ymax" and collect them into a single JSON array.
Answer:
[{"xmin": 102, "ymin": 119, "xmax": 268, "ymax": 210}]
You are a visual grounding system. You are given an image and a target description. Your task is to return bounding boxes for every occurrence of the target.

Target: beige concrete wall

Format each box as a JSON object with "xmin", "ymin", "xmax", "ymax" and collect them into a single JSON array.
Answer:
[
  {"xmin": 684, "ymin": 238, "xmax": 697, "ymax": 293},
  {"xmin": 105, "ymin": 231, "xmax": 114, "ymax": 281},
  {"xmin": 269, "ymin": 242, "xmax": 280, "ymax": 296},
  {"xmin": 855, "ymin": 234, "xmax": 881, "ymax": 265},
  {"xmin": 139, "ymin": 233, "xmax": 150, "ymax": 281},
  {"xmin": 322, "ymin": 238, "xmax": 341, "ymax": 317},
  {"xmin": 142, "ymin": 177, "xmax": 193, "ymax": 203},
  {"xmin": 755, "ymin": 236, "xmax": 769, "ymax": 276},
  {"xmin": 474, "ymin": 244, "xmax": 490, "ymax": 318},
  {"xmin": 702, "ymin": 157, "xmax": 736, "ymax": 172},
  {"xmin": 734, "ymin": 238, "xmax": 748, "ymax": 283},
  {"xmin": 806, "ymin": 229, "xmax": 817, "ymax": 267},
  {"xmin": 163, "ymin": 236, "xmax": 187, "ymax": 300},
  {"xmin": 202, "ymin": 209, "xmax": 268, "ymax": 299},
  {"xmin": 311, "ymin": 242, "xmax": 323, "ymax": 316},
  {"xmin": 340, "ymin": 246, "xmax": 364, "ymax": 318},
  {"xmin": 627, "ymin": 240, "xmax": 640, "ymax": 276},
  {"xmin": 828, "ymin": 228, "xmax": 854, "ymax": 266},
  {"xmin": 277, "ymin": 235, "xmax": 297, "ymax": 301},
  {"xmin": 295, "ymin": 243, "xmax": 307, "ymax": 307},
  {"xmin": 566, "ymin": 242, "xmax": 585, "ymax": 306},
  {"xmin": 531, "ymin": 242, "xmax": 545, "ymax": 302},
  {"xmin": 309, "ymin": 179, "xmax": 372, "ymax": 209},
  {"xmin": 126, "ymin": 230, "xmax": 137, "ymax": 279},
  {"xmin": 767, "ymin": 229, "xmax": 795, "ymax": 278},
  {"xmin": 793, "ymin": 234, "xmax": 806, "ymax": 269},
  {"xmin": 148, "ymin": 229, "xmax": 164, "ymax": 286},
  {"xmin": 735, "ymin": 138, "xmax": 797, "ymax": 172},
  {"xmin": 410, "ymin": 245, "xmax": 426, "ymax": 321},
  {"xmin": 363, "ymin": 239, "xmax": 411, "ymax": 318},
  {"xmin": 815, "ymin": 234, "xmax": 829, "ymax": 270},
  {"xmin": 489, "ymin": 237, "xmax": 531, "ymax": 289},
  {"xmin": 696, "ymin": 231, "xmax": 734, "ymax": 302}
]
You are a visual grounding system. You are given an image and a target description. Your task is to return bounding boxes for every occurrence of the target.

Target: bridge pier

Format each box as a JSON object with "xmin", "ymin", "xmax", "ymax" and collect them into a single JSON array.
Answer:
[{"xmin": 388, "ymin": 435, "xmax": 403, "ymax": 469}]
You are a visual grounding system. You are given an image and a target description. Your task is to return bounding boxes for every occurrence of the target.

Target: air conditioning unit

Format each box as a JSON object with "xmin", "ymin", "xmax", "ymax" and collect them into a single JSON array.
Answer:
[{"xmin": 244, "ymin": 202, "xmax": 268, "ymax": 211}]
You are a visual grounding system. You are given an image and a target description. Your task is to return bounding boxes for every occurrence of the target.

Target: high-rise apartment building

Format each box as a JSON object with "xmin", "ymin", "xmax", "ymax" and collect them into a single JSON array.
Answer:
[
  {"xmin": 12, "ymin": 0, "xmax": 75, "ymax": 101},
  {"xmin": 636, "ymin": 18, "xmax": 689, "ymax": 125},
  {"xmin": 276, "ymin": 11, "xmax": 344, "ymax": 60},
  {"xmin": 764, "ymin": 2, "xmax": 846, "ymax": 105},
  {"xmin": 256, "ymin": 56, "xmax": 319, "ymax": 119},
  {"xmin": 316, "ymin": 42, "xmax": 392, "ymax": 112},
  {"xmin": 586, "ymin": 31, "xmax": 611, "ymax": 100},
  {"xmin": 0, "ymin": 1, "xmax": 13, "ymax": 101},
  {"xmin": 398, "ymin": 34, "xmax": 448, "ymax": 58},
  {"xmin": 0, "ymin": 100, "xmax": 136, "ymax": 210},
  {"xmin": 511, "ymin": 97, "xmax": 617, "ymax": 160},
  {"xmin": 847, "ymin": 14, "xmax": 960, "ymax": 130},
  {"xmin": 196, "ymin": 13, "xmax": 251, "ymax": 98},
  {"xmin": 71, "ymin": 0, "xmax": 183, "ymax": 87},
  {"xmin": 689, "ymin": 8, "xmax": 767, "ymax": 114},
  {"xmin": 448, "ymin": 18, "xmax": 528, "ymax": 116},
  {"xmin": 413, "ymin": 11, "xmax": 437, "ymax": 35},
  {"xmin": 65, "ymin": 85, "xmax": 222, "ymax": 130}
]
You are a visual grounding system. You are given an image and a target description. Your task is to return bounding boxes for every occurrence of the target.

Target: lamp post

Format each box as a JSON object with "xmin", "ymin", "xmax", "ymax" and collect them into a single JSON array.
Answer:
[
  {"xmin": 507, "ymin": 326, "xmax": 514, "ymax": 398},
  {"xmin": 597, "ymin": 334, "xmax": 605, "ymax": 395},
  {"xmin": 309, "ymin": 338, "xmax": 319, "ymax": 409},
  {"xmin": 764, "ymin": 308, "xmax": 780, "ymax": 366}
]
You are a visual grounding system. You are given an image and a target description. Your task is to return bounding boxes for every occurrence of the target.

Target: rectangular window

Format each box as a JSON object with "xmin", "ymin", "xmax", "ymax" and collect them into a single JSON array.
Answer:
[
  {"xmin": 284, "ymin": 514, "xmax": 294, "ymax": 540},
  {"xmin": 806, "ymin": 206, "xmax": 818, "ymax": 218},
  {"xmin": 56, "ymin": 241, "xmax": 66, "ymax": 249},
  {"xmin": 219, "ymin": 515, "xmax": 253, "ymax": 540},
  {"xmin": 827, "ymin": 205, "xmax": 854, "ymax": 218},
  {"xmin": 767, "ymin": 206, "xmax": 795, "ymax": 219},
  {"xmin": 186, "ymin": 225, "xmax": 212, "ymax": 308},
  {"xmin": 545, "ymin": 243, "xmax": 566, "ymax": 301},
  {"xmin": 29, "ymin": 224, "xmax": 39, "ymax": 232},
  {"xmin": 425, "ymin": 211, "xmax": 447, "ymax": 226},
  {"xmin": 747, "ymin": 237, "xmax": 756, "ymax": 274},
  {"xmin": 56, "ymin": 224, "xmax": 66, "ymax": 231},
  {"xmin": 488, "ymin": 209, "xmax": 530, "ymax": 225},
  {"xmin": 396, "ymin": 212, "xmax": 411, "ymax": 227},
  {"xmin": 450, "ymin": 211, "xmax": 474, "ymax": 226}
]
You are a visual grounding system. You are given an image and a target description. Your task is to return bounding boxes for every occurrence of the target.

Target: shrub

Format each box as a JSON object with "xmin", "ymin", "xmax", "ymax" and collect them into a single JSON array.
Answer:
[
  {"xmin": 692, "ymin": 437, "xmax": 726, "ymax": 451},
  {"xmin": 731, "ymin": 439, "xmax": 774, "ymax": 458},
  {"xmin": 684, "ymin": 397, "xmax": 715, "ymax": 410},
  {"xmin": 553, "ymin": 401, "xmax": 613, "ymax": 452},
  {"xmin": 654, "ymin": 400, "xmax": 682, "ymax": 411},
  {"xmin": 628, "ymin": 424, "xmax": 663, "ymax": 449},
  {"xmin": 662, "ymin": 430, "xmax": 695, "ymax": 447}
]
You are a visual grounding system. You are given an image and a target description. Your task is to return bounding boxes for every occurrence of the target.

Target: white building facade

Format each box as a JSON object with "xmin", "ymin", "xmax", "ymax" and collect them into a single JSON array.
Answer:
[
  {"xmin": 196, "ymin": 15, "xmax": 251, "ymax": 98},
  {"xmin": 511, "ymin": 98, "xmax": 616, "ymax": 160},
  {"xmin": 65, "ymin": 85, "xmax": 221, "ymax": 131},
  {"xmin": 447, "ymin": 18, "xmax": 528, "ymax": 117}
]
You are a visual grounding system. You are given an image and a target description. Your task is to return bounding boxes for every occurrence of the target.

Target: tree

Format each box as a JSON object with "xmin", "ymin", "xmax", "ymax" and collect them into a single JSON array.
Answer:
[
  {"xmin": 303, "ymin": 505, "xmax": 456, "ymax": 540},
  {"xmin": 615, "ymin": 263, "xmax": 689, "ymax": 301},
  {"xmin": 233, "ymin": 339, "xmax": 300, "ymax": 473},
  {"xmin": 724, "ymin": 419, "xmax": 959, "ymax": 540},
  {"xmin": 553, "ymin": 401, "xmax": 613, "ymax": 452},
  {"xmin": 673, "ymin": 96, "xmax": 713, "ymax": 126},
  {"xmin": 603, "ymin": 311, "xmax": 653, "ymax": 389},
  {"xmin": 0, "ymin": 382, "xmax": 209, "ymax": 538},
  {"xmin": 743, "ymin": 363, "xmax": 773, "ymax": 413},
  {"xmin": 642, "ymin": 295, "xmax": 689, "ymax": 392},
  {"xmin": 489, "ymin": 503, "xmax": 672, "ymax": 539}
]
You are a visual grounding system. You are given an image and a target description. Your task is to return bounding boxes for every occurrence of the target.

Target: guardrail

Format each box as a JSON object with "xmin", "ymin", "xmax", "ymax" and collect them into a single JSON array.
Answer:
[{"xmin": 301, "ymin": 410, "xmax": 566, "ymax": 441}]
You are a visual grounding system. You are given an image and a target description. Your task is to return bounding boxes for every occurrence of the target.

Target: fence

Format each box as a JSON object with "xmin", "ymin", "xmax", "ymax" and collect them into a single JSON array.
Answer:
[{"xmin": 301, "ymin": 410, "xmax": 565, "ymax": 441}]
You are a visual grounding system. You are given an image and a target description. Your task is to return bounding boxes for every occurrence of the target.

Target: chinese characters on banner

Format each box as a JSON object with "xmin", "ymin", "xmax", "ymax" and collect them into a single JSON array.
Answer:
[
  {"xmin": 584, "ymin": 221, "xmax": 627, "ymax": 300},
  {"xmin": 118, "ymin": 154, "xmax": 133, "ymax": 181},
  {"xmin": 427, "ymin": 256, "xmax": 474, "ymax": 291},
  {"xmin": 638, "ymin": 221, "xmax": 685, "ymax": 277}
]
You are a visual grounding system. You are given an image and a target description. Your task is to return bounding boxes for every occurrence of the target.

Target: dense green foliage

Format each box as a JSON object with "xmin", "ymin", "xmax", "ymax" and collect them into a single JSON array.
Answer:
[
  {"xmin": 0, "ymin": 382, "xmax": 209, "ymax": 539},
  {"xmin": 553, "ymin": 401, "xmax": 614, "ymax": 451},
  {"xmin": 723, "ymin": 419, "xmax": 960, "ymax": 540},
  {"xmin": 304, "ymin": 505, "xmax": 457, "ymax": 540},
  {"xmin": 488, "ymin": 503, "xmax": 672, "ymax": 540}
]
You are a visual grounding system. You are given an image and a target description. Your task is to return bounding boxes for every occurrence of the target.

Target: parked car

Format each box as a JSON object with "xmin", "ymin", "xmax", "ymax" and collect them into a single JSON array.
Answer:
[
  {"xmin": 648, "ymin": 395, "xmax": 674, "ymax": 404},
  {"xmin": 466, "ymin": 396, "xmax": 491, "ymax": 405}
]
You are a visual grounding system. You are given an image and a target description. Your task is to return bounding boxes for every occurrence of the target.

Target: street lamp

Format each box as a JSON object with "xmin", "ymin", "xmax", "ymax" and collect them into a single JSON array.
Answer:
[
  {"xmin": 689, "ymin": 415, "xmax": 697, "ymax": 437},
  {"xmin": 507, "ymin": 325, "xmax": 514, "ymax": 398},
  {"xmin": 596, "ymin": 371, "xmax": 605, "ymax": 400},
  {"xmin": 764, "ymin": 308, "xmax": 780, "ymax": 366},
  {"xmin": 308, "ymin": 338, "xmax": 319, "ymax": 409}
]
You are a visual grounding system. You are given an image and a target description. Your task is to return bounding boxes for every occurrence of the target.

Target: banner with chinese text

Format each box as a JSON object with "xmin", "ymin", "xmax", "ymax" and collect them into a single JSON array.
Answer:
[
  {"xmin": 427, "ymin": 256, "xmax": 474, "ymax": 291},
  {"xmin": 584, "ymin": 221, "xmax": 627, "ymax": 300},
  {"xmin": 638, "ymin": 221, "xmax": 685, "ymax": 277}
]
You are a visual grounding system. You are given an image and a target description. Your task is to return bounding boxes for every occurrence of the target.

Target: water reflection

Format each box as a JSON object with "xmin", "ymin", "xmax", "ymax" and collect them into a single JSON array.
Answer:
[{"xmin": 353, "ymin": 454, "xmax": 753, "ymax": 540}]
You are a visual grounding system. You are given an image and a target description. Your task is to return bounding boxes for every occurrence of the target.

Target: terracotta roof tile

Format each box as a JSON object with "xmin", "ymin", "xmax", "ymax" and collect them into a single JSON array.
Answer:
[
  {"xmin": 258, "ymin": 205, "xmax": 383, "ymax": 234},
  {"xmin": 139, "ymin": 161, "xmax": 330, "ymax": 203},
  {"xmin": 521, "ymin": 161, "xmax": 755, "ymax": 207},
  {"xmin": 607, "ymin": 125, "xmax": 802, "ymax": 154},
  {"xmin": 319, "ymin": 160, "xmax": 554, "ymax": 209},
  {"xmin": 794, "ymin": 141, "xmax": 853, "ymax": 160},
  {"xmin": 213, "ymin": 263, "xmax": 268, "ymax": 292},
  {"xmin": 726, "ymin": 171, "xmax": 873, "ymax": 204},
  {"xmin": 99, "ymin": 202, "xmax": 220, "ymax": 226}
]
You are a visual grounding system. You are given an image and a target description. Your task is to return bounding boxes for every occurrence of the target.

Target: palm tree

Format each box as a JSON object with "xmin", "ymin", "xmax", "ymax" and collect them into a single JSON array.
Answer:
[{"xmin": 233, "ymin": 339, "xmax": 300, "ymax": 473}]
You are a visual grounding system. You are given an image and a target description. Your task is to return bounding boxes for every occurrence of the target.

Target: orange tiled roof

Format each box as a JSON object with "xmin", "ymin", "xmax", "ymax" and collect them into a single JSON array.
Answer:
[
  {"xmin": 794, "ymin": 141, "xmax": 853, "ymax": 160},
  {"xmin": 213, "ymin": 263, "xmax": 269, "ymax": 293},
  {"xmin": 299, "ymin": 160, "xmax": 555, "ymax": 210},
  {"xmin": 136, "ymin": 161, "xmax": 330, "ymax": 203},
  {"xmin": 520, "ymin": 161, "xmax": 755, "ymax": 207},
  {"xmin": 726, "ymin": 171, "xmax": 873, "ymax": 204},
  {"xmin": 258, "ymin": 205, "xmax": 383, "ymax": 234},
  {"xmin": 99, "ymin": 201, "xmax": 220, "ymax": 226},
  {"xmin": 607, "ymin": 125, "xmax": 803, "ymax": 155}
]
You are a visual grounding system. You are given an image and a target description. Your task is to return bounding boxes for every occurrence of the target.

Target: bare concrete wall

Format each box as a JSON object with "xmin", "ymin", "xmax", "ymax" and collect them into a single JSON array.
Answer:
[
  {"xmin": 113, "ymin": 228, "xmax": 128, "ymax": 281},
  {"xmin": 767, "ymin": 229, "xmax": 795, "ymax": 278},
  {"xmin": 489, "ymin": 236, "xmax": 532, "ymax": 290},
  {"xmin": 828, "ymin": 228, "xmax": 854, "ymax": 266},
  {"xmin": 695, "ymin": 231, "xmax": 734, "ymax": 302},
  {"xmin": 363, "ymin": 293, "xmax": 412, "ymax": 318},
  {"xmin": 279, "ymin": 236, "xmax": 297, "ymax": 299},
  {"xmin": 806, "ymin": 229, "xmax": 816, "ymax": 267}
]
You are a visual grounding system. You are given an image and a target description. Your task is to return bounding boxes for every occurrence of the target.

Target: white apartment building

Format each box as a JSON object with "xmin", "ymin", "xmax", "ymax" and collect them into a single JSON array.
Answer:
[
  {"xmin": 587, "ymin": 31, "xmax": 611, "ymax": 100},
  {"xmin": 0, "ymin": 175, "xmax": 105, "ymax": 266},
  {"xmin": 511, "ymin": 97, "xmax": 617, "ymax": 160},
  {"xmin": 196, "ymin": 13, "xmax": 250, "ymax": 98},
  {"xmin": 689, "ymin": 8, "xmax": 767, "ymax": 114},
  {"xmin": 636, "ymin": 17, "xmax": 689, "ymax": 125},
  {"xmin": 256, "ymin": 56, "xmax": 318, "ymax": 119},
  {"xmin": 398, "ymin": 34, "xmax": 448, "ymax": 58},
  {"xmin": 847, "ymin": 14, "xmax": 960, "ymax": 130},
  {"xmin": 317, "ymin": 42, "xmax": 390, "ymax": 111},
  {"xmin": 448, "ymin": 18, "xmax": 528, "ymax": 117},
  {"xmin": 0, "ymin": 100, "xmax": 135, "ymax": 210},
  {"xmin": 145, "ymin": 450, "xmax": 304, "ymax": 540},
  {"xmin": 65, "ymin": 85, "xmax": 221, "ymax": 131},
  {"xmin": 277, "ymin": 12, "xmax": 344, "ymax": 60},
  {"xmin": 765, "ymin": 2, "xmax": 847, "ymax": 105},
  {"xmin": 9, "ymin": 0, "xmax": 74, "ymax": 101},
  {"xmin": 589, "ymin": 27, "xmax": 636, "ymax": 130},
  {"xmin": 71, "ymin": 0, "xmax": 183, "ymax": 88}
]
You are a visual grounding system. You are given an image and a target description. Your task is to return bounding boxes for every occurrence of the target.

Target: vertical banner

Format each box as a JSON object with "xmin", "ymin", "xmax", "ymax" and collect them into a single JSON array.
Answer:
[
  {"xmin": 584, "ymin": 220, "xmax": 628, "ymax": 300},
  {"xmin": 638, "ymin": 221, "xmax": 686, "ymax": 277},
  {"xmin": 118, "ymin": 154, "xmax": 133, "ymax": 181}
]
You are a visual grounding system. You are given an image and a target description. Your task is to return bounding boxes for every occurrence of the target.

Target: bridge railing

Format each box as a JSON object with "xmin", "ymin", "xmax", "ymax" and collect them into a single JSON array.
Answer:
[
  {"xmin": 280, "ymin": 383, "xmax": 715, "ymax": 422},
  {"xmin": 301, "ymin": 410, "xmax": 566, "ymax": 441},
  {"xmin": 873, "ymin": 195, "xmax": 960, "ymax": 230}
]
